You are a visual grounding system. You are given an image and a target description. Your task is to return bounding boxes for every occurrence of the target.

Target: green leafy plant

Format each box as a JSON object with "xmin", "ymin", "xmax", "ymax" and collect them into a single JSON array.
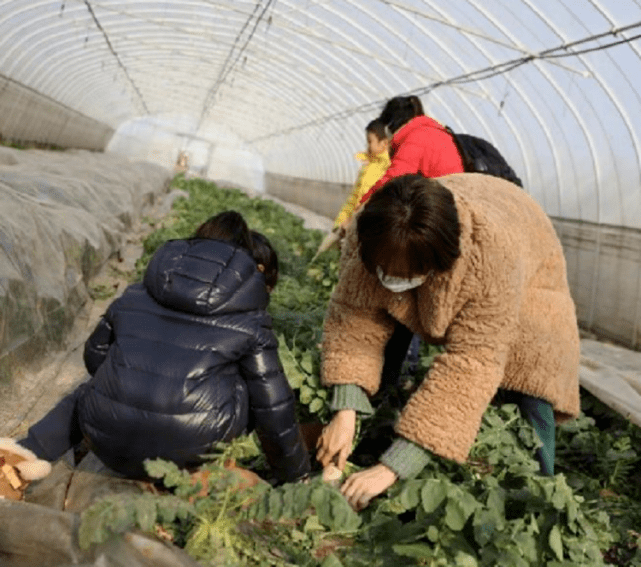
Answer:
[
  {"xmin": 78, "ymin": 175, "xmax": 641, "ymax": 567},
  {"xmin": 78, "ymin": 489, "xmax": 195, "ymax": 550}
]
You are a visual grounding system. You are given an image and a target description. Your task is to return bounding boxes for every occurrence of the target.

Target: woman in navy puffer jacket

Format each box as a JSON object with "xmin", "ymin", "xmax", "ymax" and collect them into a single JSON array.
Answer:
[{"xmin": 15, "ymin": 212, "xmax": 311, "ymax": 484}]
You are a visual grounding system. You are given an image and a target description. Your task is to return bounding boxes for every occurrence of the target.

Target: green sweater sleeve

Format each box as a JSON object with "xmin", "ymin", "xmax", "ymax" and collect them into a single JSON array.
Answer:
[
  {"xmin": 330, "ymin": 384, "xmax": 374, "ymax": 415},
  {"xmin": 380, "ymin": 438, "xmax": 432, "ymax": 480},
  {"xmin": 330, "ymin": 386, "xmax": 431, "ymax": 479}
]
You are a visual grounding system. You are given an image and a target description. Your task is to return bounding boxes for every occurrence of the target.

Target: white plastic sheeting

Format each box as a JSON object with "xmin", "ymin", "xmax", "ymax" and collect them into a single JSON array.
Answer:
[
  {"xmin": 580, "ymin": 339, "xmax": 641, "ymax": 428},
  {"xmin": 0, "ymin": 74, "xmax": 114, "ymax": 150},
  {"xmin": 1, "ymin": 0, "xmax": 640, "ymax": 227},
  {"xmin": 107, "ymin": 114, "xmax": 266, "ymax": 190},
  {"xmin": 2, "ymin": 2, "xmax": 641, "ymax": 346},
  {"xmin": 0, "ymin": 146, "xmax": 171, "ymax": 377}
]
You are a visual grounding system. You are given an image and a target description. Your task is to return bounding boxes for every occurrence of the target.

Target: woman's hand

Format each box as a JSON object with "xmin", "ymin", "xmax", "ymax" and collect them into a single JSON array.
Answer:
[
  {"xmin": 340, "ymin": 463, "xmax": 398, "ymax": 510},
  {"xmin": 316, "ymin": 409, "xmax": 356, "ymax": 471}
]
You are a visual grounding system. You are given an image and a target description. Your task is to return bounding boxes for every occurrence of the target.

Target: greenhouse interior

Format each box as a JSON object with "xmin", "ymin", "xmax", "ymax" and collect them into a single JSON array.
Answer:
[{"xmin": 1, "ymin": 1, "xmax": 641, "ymax": 566}]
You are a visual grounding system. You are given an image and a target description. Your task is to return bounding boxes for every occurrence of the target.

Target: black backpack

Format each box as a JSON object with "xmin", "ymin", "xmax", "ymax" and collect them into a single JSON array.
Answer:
[{"xmin": 446, "ymin": 127, "xmax": 523, "ymax": 188}]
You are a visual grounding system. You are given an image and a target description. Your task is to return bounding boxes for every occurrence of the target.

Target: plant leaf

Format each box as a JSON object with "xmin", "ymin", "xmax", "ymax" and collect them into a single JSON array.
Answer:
[
  {"xmin": 421, "ymin": 479, "xmax": 447, "ymax": 513},
  {"xmin": 548, "ymin": 524, "xmax": 564, "ymax": 560}
]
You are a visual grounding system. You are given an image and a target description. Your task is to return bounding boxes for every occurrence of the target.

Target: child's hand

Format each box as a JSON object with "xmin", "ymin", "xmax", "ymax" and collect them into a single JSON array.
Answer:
[{"xmin": 339, "ymin": 216, "xmax": 353, "ymax": 233}]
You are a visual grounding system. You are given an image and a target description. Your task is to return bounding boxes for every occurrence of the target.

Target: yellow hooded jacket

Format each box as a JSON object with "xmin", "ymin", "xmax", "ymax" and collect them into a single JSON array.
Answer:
[{"xmin": 334, "ymin": 151, "xmax": 390, "ymax": 228}]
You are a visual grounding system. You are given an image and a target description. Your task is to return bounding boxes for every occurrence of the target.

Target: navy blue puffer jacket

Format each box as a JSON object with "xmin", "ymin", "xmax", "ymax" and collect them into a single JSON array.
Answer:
[{"xmin": 79, "ymin": 238, "xmax": 310, "ymax": 482}]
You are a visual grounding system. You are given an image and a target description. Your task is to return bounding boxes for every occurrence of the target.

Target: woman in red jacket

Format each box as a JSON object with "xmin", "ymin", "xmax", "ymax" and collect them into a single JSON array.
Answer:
[{"xmin": 359, "ymin": 95, "xmax": 465, "ymax": 205}]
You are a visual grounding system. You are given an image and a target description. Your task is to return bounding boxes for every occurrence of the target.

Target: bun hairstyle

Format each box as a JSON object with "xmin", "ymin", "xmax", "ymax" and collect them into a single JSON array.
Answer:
[
  {"xmin": 378, "ymin": 95, "xmax": 425, "ymax": 134},
  {"xmin": 192, "ymin": 210, "xmax": 253, "ymax": 251}
]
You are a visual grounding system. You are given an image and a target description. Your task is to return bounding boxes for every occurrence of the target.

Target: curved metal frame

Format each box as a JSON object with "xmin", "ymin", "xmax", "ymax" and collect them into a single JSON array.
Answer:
[{"xmin": 0, "ymin": 0, "xmax": 640, "ymax": 226}]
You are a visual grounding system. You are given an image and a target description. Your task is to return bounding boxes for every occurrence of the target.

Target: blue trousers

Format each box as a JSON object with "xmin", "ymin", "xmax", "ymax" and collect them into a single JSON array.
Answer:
[
  {"xmin": 495, "ymin": 389, "xmax": 555, "ymax": 475},
  {"xmin": 19, "ymin": 383, "xmax": 87, "ymax": 462}
]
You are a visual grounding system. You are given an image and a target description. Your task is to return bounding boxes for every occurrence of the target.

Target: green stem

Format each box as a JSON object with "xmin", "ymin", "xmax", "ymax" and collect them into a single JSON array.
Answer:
[{"xmin": 216, "ymin": 487, "xmax": 232, "ymax": 523}]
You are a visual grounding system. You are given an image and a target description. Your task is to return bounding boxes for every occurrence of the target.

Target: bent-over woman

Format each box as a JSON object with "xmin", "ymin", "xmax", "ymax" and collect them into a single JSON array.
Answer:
[{"xmin": 317, "ymin": 173, "xmax": 580, "ymax": 509}]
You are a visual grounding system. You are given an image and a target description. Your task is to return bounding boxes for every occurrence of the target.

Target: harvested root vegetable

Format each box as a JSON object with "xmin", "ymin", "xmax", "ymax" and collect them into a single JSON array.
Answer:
[{"xmin": 322, "ymin": 464, "xmax": 343, "ymax": 487}]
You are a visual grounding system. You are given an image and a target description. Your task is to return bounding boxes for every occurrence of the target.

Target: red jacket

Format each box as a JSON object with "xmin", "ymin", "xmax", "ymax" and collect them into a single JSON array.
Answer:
[{"xmin": 360, "ymin": 115, "xmax": 465, "ymax": 204}]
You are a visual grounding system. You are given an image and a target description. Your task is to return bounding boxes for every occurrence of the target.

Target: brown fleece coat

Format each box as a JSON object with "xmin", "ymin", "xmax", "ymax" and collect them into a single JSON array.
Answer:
[{"xmin": 321, "ymin": 173, "xmax": 580, "ymax": 464}]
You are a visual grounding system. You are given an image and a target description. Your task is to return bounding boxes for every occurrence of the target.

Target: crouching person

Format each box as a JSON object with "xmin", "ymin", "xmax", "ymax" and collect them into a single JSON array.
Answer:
[
  {"xmin": 316, "ymin": 173, "xmax": 580, "ymax": 509},
  {"xmin": 5, "ymin": 211, "xmax": 310, "ymax": 488}
]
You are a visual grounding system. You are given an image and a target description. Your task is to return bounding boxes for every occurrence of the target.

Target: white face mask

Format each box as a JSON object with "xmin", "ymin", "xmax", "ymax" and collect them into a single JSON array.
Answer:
[{"xmin": 376, "ymin": 266, "xmax": 427, "ymax": 293}]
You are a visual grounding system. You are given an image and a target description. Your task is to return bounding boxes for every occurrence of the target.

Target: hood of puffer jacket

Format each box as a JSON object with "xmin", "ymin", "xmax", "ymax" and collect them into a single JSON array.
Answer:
[{"xmin": 143, "ymin": 238, "xmax": 268, "ymax": 316}]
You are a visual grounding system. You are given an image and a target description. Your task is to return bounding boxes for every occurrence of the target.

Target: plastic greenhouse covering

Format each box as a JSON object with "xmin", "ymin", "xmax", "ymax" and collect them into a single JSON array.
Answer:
[
  {"xmin": 2, "ymin": 2, "xmax": 641, "ymax": 565},
  {"xmin": 0, "ymin": 1, "xmax": 639, "ymax": 216},
  {"xmin": 0, "ymin": 4, "xmax": 640, "ymax": 358},
  {"xmin": 0, "ymin": 0, "xmax": 640, "ymax": 399}
]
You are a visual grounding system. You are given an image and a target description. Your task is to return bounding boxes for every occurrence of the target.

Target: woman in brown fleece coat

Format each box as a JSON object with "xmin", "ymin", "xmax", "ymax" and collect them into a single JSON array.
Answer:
[{"xmin": 316, "ymin": 173, "xmax": 580, "ymax": 509}]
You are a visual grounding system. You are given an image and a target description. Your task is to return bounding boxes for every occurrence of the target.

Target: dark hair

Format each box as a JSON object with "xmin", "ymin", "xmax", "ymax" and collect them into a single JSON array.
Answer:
[
  {"xmin": 378, "ymin": 95, "xmax": 424, "ymax": 134},
  {"xmin": 251, "ymin": 231, "xmax": 279, "ymax": 290},
  {"xmin": 357, "ymin": 174, "xmax": 461, "ymax": 278},
  {"xmin": 365, "ymin": 118, "xmax": 389, "ymax": 141},
  {"xmin": 192, "ymin": 210, "xmax": 253, "ymax": 251}
]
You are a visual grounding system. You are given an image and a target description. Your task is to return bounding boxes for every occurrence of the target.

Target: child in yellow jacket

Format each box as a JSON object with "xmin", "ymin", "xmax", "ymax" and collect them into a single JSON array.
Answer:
[{"xmin": 334, "ymin": 119, "xmax": 391, "ymax": 231}]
